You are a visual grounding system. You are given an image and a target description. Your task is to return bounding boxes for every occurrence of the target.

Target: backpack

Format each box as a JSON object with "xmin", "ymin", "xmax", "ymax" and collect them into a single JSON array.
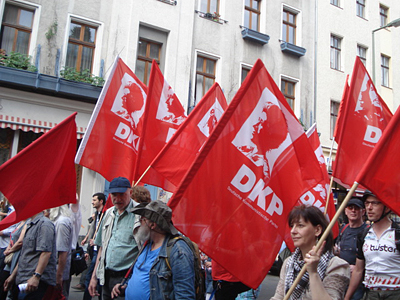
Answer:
[{"xmin": 165, "ymin": 235, "xmax": 205, "ymax": 300}]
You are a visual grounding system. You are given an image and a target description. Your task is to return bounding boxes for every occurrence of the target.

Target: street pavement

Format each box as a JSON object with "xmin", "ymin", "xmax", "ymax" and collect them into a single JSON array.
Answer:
[{"xmin": 68, "ymin": 272, "xmax": 280, "ymax": 300}]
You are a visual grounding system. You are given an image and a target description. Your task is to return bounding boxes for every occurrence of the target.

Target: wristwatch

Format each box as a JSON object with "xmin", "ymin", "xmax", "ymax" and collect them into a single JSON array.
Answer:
[{"xmin": 33, "ymin": 272, "xmax": 41, "ymax": 278}]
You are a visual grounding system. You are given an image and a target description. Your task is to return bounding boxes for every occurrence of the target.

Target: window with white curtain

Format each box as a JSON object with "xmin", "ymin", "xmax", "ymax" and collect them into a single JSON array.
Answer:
[
  {"xmin": 65, "ymin": 21, "xmax": 97, "ymax": 72},
  {"xmin": 0, "ymin": 3, "xmax": 34, "ymax": 55}
]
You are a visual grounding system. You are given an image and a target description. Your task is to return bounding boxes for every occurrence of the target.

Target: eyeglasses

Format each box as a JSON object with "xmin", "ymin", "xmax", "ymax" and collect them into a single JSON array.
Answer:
[{"xmin": 364, "ymin": 201, "xmax": 382, "ymax": 207}]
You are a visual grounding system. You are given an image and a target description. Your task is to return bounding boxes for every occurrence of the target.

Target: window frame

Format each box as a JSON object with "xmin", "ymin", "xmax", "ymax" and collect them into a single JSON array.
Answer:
[
  {"xmin": 357, "ymin": 44, "xmax": 367, "ymax": 66},
  {"xmin": 194, "ymin": 53, "xmax": 218, "ymax": 104},
  {"xmin": 0, "ymin": 1, "xmax": 40, "ymax": 58},
  {"xmin": 282, "ymin": 8, "xmax": 297, "ymax": 44},
  {"xmin": 381, "ymin": 55, "xmax": 389, "ymax": 87},
  {"xmin": 330, "ymin": 0, "xmax": 340, "ymax": 7},
  {"xmin": 330, "ymin": 35, "xmax": 342, "ymax": 71},
  {"xmin": 330, "ymin": 100, "xmax": 340, "ymax": 139},
  {"xmin": 244, "ymin": 0, "xmax": 261, "ymax": 31},
  {"xmin": 136, "ymin": 38, "xmax": 162, "ymax": 85},
  {"xmin": 200, "ymin": 0, "xmax": 220, "ymax": 14},
  {"xmin": 240, "ymin": 63, "xmax": 252, "ymax": 84},
  {"xmin": 66, "ymin": 20, "xmax": 97, "ymax": 72},
  {"xmin": 281, "ymin": 78, "xmax": 296, "ymax": 111},
  {"xmin": 62, "ymin": 14, "xmax": 103, "ymax": 77},
  {"xmin": 356, "ymin": 0, "xmax": 365, "ymax": 18},
  {"xmin": 380, "ymin": 5, "xmax": 388, "ymax": 27}
]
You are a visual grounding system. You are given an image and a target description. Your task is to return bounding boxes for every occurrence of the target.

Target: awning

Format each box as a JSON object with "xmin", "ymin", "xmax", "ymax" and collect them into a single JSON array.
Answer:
[{"xmin": 0, "ymin": 114, "xmax": 85, "ymax": 139}]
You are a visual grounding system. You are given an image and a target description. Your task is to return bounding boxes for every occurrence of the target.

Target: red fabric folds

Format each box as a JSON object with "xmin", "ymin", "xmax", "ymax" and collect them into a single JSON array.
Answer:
[
  {"xmin": 141, "ymin": 83, "xmax": 227, "ymax": 192},
  {"xmin": 356, "ymin": 106, "xmax": 400, "ymax": 215},
  {"xmin": 0, "ymin": 113, "xmax": 77, "ymax": 230},
  {"xmin": 332, "ymin": 57, "xmax": 392, "ymax": 188},
  {"xmin": 75, "ymin": 57, "xmax": 147, "ymax": 182},
  {"xmin": 134, "ymin": 62, "xmax": 187, "ymax": 187}
]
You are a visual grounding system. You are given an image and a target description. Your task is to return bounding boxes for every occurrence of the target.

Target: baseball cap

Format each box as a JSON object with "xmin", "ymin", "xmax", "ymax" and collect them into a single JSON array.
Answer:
[
  {"xmin": 131, "ymin": 200, "xmax": 178, "ymax": 235},
  {"xmin": 362, "ymin": 190, "xmax": 378, "ymax": 202},
  {"xmin": 109, "ymin": 177, "xmax": 131, "ymax": 193},
  {"xmin": 346, "ymin": 198, "xmax": 365, "ymax": 209}
]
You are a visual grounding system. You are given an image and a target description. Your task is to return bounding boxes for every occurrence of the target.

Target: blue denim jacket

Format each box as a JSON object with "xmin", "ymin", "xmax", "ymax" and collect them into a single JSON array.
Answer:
[{"xmin": 148, "ymin": 235, "xmax": 196, "ymax": 300}]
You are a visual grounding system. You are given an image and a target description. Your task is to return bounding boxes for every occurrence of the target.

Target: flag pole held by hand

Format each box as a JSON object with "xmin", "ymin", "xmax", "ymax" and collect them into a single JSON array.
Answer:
[{"xmin": 283, "ymin": 181, "xmax": 359, "ymax": 300}]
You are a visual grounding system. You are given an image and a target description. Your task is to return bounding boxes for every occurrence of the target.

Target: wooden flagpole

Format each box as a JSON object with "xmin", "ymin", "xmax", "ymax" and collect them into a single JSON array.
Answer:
[
  {"xmin": 283, "ymin": 181, "xmax": 359, "ymax": 300},
  {"xmin": 324, "ymin": 176, "xmax": 335, "ymax": 216},
  {"xmin": 133, "ymin": 165, "xmax": 152, "ymax": 187}
]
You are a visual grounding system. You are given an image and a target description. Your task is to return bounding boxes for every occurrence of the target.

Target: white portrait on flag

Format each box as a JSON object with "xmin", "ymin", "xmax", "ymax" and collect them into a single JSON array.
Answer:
[
  {"xmin": 197, "ymin": 98, "xmax": 225, "ymax": 137},
  {"xmin": 111, "ymin": 73, "xmax": 146, "ymax": 130},
  {"xmin": 156, "ymin": 80, "xmax": 186, "ymax": 125},
  {"xmin": 231, "ymin": 88, "xmax": 291, "ymax": 181}
]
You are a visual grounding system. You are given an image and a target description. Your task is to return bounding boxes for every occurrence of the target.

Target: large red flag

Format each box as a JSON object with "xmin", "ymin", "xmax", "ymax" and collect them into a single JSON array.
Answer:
[
  {"xmin": 356, "ymin": 106, "xmax": 400, "ymax": 215},
  {"xmin": 134, "ymin": 62, "xmax": 187, "ymax": 183},
  {"xmin": 333, "ymin": 75, "xmax": 349, "ymax": 143},
  {"xmin": 0, "ymin": 113, "xmax": 77, "ymax": 230},
  {"xmin": 75, "ymin": 57, "xmax": 147, "ymax": 182},
  {"xmin": 332, "ymin": 57, "xmax": 392, "ymax": 188},
  {"xmin": 140, "ymin": 83, "xmax": 227, "ymax": 192},
  {"xmin": 168, "ymin": 59, "xmax": 324, "ymax": 288}
]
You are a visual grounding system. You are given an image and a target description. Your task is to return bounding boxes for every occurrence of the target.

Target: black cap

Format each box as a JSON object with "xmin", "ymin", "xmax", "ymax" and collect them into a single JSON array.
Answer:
[{"xmin": 347, "ymin": 198, "xmax": 365, "ymax": 209}]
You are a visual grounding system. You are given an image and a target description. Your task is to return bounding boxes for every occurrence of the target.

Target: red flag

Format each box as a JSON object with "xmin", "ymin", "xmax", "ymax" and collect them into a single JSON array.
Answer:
[
  {"xmin": 304, "ymin": 124, "xmax": 338, "ymax": 237},
  {"xmin": 332, "ymin": 57, "xmax": 392, "ymax": 188},
  {"xmin": 140, "ymin": 83, "xmax": 227, "ymax": 192},
  {"xmin": 75, "ymin": 57, "xmax": 147, "ymax": 182},
  {"xmin": 284, "ymin": 124, "xmax": 339, "ymax": 251},
  {"xmin": 134, "ymin": 62, "xmax": 187, "ymax": 183},
  {"xmin": 0, "ymin": 113, "xmax": 77, "ymax": 230},
  {"xmin": 333, "ymin": 75, "xmax": 349, "ymax": 142},
  {"xmin": 102, "ymin": 194, "xmax": 113, "ymax": 212},
  {"xmin": 356, "ymin": 106, "xmax": 400, "ymax": 215},
  {"xmin": 168, "ymin": 59, "xmax": 323, "ymax": 288}
]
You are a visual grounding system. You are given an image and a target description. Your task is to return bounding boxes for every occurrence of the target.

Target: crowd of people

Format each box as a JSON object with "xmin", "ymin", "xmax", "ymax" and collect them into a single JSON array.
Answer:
[{"xmin": 0, "ymin": 177, "xmax": 398, "ymax": 300}]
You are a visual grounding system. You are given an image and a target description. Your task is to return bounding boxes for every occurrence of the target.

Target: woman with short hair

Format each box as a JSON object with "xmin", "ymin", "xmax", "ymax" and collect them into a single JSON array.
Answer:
[{"xmin": 270, "ymin": 205, "xmax": 350, "ymax": 300}]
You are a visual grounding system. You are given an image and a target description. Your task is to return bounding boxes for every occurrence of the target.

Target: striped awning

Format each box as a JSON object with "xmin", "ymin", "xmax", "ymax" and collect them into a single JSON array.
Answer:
[{"xmin": 0, "ymin": 114, "xmax": 86, "ymax": 139}]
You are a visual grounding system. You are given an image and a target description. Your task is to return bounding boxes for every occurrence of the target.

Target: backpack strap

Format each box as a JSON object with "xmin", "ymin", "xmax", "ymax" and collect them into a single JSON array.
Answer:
[{"xmin": 166, "ymin": 236, "xmax": 182, "ymax": 270}]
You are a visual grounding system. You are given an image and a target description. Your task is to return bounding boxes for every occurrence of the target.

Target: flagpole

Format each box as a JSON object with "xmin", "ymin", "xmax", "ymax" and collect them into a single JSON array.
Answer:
[
  {"xmin": 134, "ymin": 165, "xmax": 151, "ymax": 187},
  {"xmin": 324, "ymin": 176, "xmax": 335, "ymax": 216},
  {"xmin": 283, "ymin": 181, "xmax": 359, "ymax": 300}
]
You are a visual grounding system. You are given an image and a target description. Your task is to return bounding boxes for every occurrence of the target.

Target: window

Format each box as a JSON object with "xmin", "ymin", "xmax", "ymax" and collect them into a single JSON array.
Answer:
[
  {"xmin": 330, "ymin": 101, "xmax": 340, "ymax": 139},
  {"xmin": 200, "ymin": 0, "xmax": 219, "ymax": 14},
  {"xmin": 241, "ymin": 65, "xmax": 251, "ymax": 84},
  {"xmin": 244, "ymin": 0, "xmax": 261, "ymax": 31},
  {"xmin": 380, "ymin": 5, "xmax": 388, "ymax": 27},
  {"xmin": 281, "ymin": 79, "xmax": 295, "ymax": 111},
  {"xmin": 0, "ymin": 3, "xmax": 34, "ymax": 55},
  {"xmin": 195, "ymin": 55, "xmax": 216, "ymax": 102},
  {"xmin": 282, "ymin": 9, "xmax": 296, "ymax": 44},
  {"xmin": 357, "ymin": 45, "xmax": 367, "ymax": 66},
  {"xmin": 356, "ymin": 0, "xmax": 365, "ymax": 18},
  {"xmin": 0, "ymin": 128, "xmax": 13, "ymax": 166},
  {"xmin": 381, "ymin": 55, "xmax": 389, "ymax": 87},
  {"xmin": 330, "ymin": 35, "xmax": 341, "ymax": 70},
  {"xmin": 66, "ymin": 21, "xmax": 97, "ymax": 72},
  {"xmin": 136, "ymin": 39, "xmax": 161, "ymax": 85},
  {"xmin": 330, "ymin": 0, "xmax": 340, "ymax": 7}
]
